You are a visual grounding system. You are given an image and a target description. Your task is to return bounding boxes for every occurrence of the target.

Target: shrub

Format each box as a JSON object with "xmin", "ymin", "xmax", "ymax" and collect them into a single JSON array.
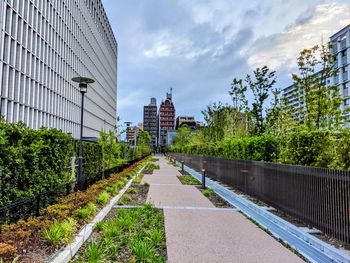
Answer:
[
  {"xmin": 0, "ymin": 243, "xmax": 18, "ymax": 261},
  {"xmin": 168, "ymin": 135, "xmax": 278, "ymax": 162},
  {"xmin": 202, "ymin": 189, "xmax": 214, "ymax": 197},
  {"xmin": 43, "ymin": 218, "xmax": 76, "ymax": 246},
  {"xmin": 74, "ymin": 203, "xmax": 96, "ymax": 220},
  {"xmin": 95, "ymin": 192, "xmax": 110, "ymax": 205}
]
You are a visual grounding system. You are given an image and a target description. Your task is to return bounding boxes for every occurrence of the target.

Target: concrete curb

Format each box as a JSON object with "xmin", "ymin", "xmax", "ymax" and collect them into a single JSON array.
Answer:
[{"xmin": 48, "ymin": 166, "xmax": 144, "ymax": 263}]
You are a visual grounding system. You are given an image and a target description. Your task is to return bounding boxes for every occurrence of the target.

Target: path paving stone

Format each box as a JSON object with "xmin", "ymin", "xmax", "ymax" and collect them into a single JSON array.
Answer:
[
  {"xmin": 142, "ymin": 175, "xmax": 181, "ymax": 185},
  {"xmin": 147, "ymin": 184, "xmax": 214, "ymax": 207},
  {"xmin": 147, "ymin": 156, "xmax": 304, "ymax": 263},
  {"xmin": 164, "ymin": 208, "xmax": 304, "ymax": 263}
]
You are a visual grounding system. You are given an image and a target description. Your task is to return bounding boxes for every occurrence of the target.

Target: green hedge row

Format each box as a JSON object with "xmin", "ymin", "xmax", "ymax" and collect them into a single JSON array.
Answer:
[
  {"xmin": 0, "ymin": 120, "xmax": 105, "ymax": 206},
  {"xmin": 168, "ymin": 130, "xmax": 350, "ymax": 169},
  {"xmin": 167, "ymin": 135, "xmax": 278, "ymax": 162},
  {"xmin": 0, "ymin": 121, "xmax": 75, "ymax": 205}
]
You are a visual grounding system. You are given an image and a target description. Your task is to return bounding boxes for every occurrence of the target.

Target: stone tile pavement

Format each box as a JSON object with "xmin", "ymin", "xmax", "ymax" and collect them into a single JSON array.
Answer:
[{"xmin": 146, "ymin": 156, "xmax": 304, "ymax": 263}]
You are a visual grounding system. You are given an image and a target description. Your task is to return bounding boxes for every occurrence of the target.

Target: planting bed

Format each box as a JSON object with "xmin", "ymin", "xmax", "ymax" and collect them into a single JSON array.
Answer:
[
  {"xmin": 177, "ymin": 175, "xmax": 201, "ymax": 185},
  {"xmin": 70, "ymin": 163, "xmax": 166, "ymax": 262},
  {"xmin": 117, "ymin": 184, "xmax": 149, "ymax": 206},
  {"xmin": 196, "ymin": 187, "xmax": 234, "ymax": 208},
  {"xmin": 0, "ymin": 160, "xmax": 147, "ymax": 262},
  {"xmin": 72, "ymin": 205, "xmax": 166, "ymax": 262}
]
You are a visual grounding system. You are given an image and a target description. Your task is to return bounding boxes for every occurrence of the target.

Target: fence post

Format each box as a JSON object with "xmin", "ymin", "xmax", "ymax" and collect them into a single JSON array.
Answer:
[{"xmin": 202, "ymin": 169, "xmax": 206, "ymax": 189}]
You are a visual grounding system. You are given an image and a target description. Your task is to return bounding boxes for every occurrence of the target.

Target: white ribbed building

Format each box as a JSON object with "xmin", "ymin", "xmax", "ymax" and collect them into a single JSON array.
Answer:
[{"xmin": 0, "ymin": 0, "xmax": 117, "ymax": 138}]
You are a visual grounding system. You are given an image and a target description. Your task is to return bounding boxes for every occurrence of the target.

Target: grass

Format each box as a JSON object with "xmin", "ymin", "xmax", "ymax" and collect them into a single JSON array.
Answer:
[
  {"xmin": 74, "ymin": 205, "xmax": 166, "ymax": 262},
  {"xmin": 117, "ymin": 194, "xmax": 132, "ymax": 205},
  {"xmin": 74, "ymin": 203, "xmax": 97, "ymax": 220},
  {"xmin": 133, "ymin": 173, "xmax": 144, "ymax": 184},
  {"xmin": 85, "ymin": 242, "xmax": 105, "ymax": 263},
  {"xmin": 127, "ymin": 187, "xmax": 137, "ymax": 194},
  {"xmin": 95, "ymin": 191, "xmax": 110, "ymax": 205},
  {"xmin": 177, "ymin": 175, "xmax": 201, "ymax": 185},
  {"xmin": 202, "ymin": 188, "xmax": 214, "ymax": 197},
  {"xmin": 43, "ymin": 218, "xmax": 77, "ymax": 246},
  {"xmin": 144, "ymin": 162, "xmax": 160, "ymax": 170}
]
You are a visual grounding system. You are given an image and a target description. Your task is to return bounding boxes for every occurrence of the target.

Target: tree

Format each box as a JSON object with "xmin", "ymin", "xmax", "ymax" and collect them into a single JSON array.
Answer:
[
  {"xmin": 173, "ymin": 125, "xmax": 193, "ymax": 147},
  {"xmin": 245, "ymin": 66, "xmax": 276, "ymax": 135},
  {"xmin": 292, "ymin": 44, "xmax": 345, "ymax": 129},
  {"xmin": 229, "ymin": 78, "xmax": 248, "ymax": 112}
]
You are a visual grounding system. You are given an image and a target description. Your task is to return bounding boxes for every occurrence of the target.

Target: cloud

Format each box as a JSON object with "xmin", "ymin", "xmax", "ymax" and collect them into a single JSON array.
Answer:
[
  {"xmin": 102, "ymin": 0, "xmax": 350, "ymax": 126},
  {"xmin": 247, "ymin": 3, "xmax": 350, "ymax": 71}
]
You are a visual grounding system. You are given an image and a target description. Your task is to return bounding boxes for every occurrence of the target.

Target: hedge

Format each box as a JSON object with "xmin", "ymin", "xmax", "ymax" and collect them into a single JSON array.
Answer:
[
  {"xmin": 167, "ymin": 135, "xmax": 278, "ymax": 162},
  {"xmin": 0, "ymin": 120, "xmax": 103, "ymax": 206},
  {"xmin": 168, "ymin": 130, "xmax": 350, "ymax": 170}
]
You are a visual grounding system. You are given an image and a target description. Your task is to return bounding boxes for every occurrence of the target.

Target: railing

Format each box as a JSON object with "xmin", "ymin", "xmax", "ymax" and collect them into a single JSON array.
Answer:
[{"xmin": 169, "ymin": 153, "xmax": 350, "ymax": 244}]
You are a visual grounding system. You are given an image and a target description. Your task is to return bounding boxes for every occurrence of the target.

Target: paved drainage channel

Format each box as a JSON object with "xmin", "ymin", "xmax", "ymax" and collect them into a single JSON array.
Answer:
[{"xmin": 173, "ymin": 160, "xmax": 350, "ymax": 263}]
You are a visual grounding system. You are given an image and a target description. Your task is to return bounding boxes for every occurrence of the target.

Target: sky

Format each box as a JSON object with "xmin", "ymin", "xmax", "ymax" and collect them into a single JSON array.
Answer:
[{"xmin": 102, "ymin": 0, "xmax": 350, "ymax": 127}]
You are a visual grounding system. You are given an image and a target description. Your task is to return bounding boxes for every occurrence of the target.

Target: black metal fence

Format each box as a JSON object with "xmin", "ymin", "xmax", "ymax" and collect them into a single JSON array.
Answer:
[
  {"xmin": 0, "ymin": 159, "xmax": 139, "ymax": 228},
  {"xmin": 169, "ymin": 153, "xmax": 350, "ymax": 244}
]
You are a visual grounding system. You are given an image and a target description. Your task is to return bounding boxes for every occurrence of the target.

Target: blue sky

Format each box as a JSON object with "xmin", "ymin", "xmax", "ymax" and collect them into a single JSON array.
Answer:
[{"xmin": 102, "ymin": 0, "xmax": 350, "ymax": 127}]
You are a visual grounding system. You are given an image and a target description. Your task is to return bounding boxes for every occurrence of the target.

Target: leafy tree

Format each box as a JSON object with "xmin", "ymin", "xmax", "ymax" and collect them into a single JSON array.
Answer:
[
  {"xmin": 173, "ymin": 125, "xmax": 193, "ymax": 147},
  {"xmin": 229, "ymin": 78, "xmax": 248, "ymax": 112},
  {"xmin": 245, "ymin": 66, "xmax": 276, "ymax": 135},
  {"xmin": 292, "ymin": 44, "xmax": 345, "ymax": 129}
]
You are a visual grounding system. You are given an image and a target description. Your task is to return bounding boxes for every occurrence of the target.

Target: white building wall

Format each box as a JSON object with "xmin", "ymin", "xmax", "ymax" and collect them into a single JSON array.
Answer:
[{"xmin": 0, "ymin": 0, "xmax": 117, "ymax": 138}]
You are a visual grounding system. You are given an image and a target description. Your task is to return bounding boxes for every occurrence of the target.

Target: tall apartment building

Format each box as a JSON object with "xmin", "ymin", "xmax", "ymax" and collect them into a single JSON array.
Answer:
[
  {"xmin": 0, "ymin": 0, "xmax": 117, "ymax": 138},
  {"xmin": 330, "ymin": 24, "xmax": 350, "ymax": 116},
  {"xmin": 143, "ymin": 97, "xmax": 158, "ymax": 150},
  {"xmin": 282, "ymin": 24, "xmax": 350, "ymax": 121},
  {"xmin": 159, "ymin": 89, "xmax": 175, "ymax": 148}
]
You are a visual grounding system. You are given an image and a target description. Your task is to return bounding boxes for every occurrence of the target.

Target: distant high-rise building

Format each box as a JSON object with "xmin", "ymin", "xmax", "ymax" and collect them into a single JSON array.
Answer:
[
  {"xmin": 176, "ymin": 116, "xmax": 196, "ymax": 130},
  {"xmin": 0, "ymin": 0, "xmax": 117, "ymax": 138},
  {"xmin": 159, "ymin": 89, "xmax": 175, "ymax": 147},
  {"xmin": 143, "ymin": 97, "xmax": 158, "ymax": 150}
]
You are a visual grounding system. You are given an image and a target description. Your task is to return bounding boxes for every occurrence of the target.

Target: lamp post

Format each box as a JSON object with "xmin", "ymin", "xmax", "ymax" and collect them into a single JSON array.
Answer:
[{"xmin": 72, "ymin": 76, "xmax": 95, "ymax": 190}]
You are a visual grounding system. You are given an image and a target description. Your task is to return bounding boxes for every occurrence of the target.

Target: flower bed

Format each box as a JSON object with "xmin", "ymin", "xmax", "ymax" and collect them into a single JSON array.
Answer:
[{"xmin": 0, "ymin": 159, "xmax": 148, "ymax": 262}]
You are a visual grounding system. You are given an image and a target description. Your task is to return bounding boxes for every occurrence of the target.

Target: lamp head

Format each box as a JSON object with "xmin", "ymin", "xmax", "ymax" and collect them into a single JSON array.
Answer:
[{"xmin": 72, "ymin": 77, "xmax": 95, "ymax": 94}]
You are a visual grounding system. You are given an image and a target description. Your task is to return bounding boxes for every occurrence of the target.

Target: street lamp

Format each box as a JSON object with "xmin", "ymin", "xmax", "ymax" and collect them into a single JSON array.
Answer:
[{"xmin": 72, "ymin": 76, "xmax": 95, "ymax": 189}]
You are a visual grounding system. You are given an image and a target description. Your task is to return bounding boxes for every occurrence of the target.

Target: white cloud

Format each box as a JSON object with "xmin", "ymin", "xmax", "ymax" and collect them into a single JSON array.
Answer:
[{"xmin": 247, "ymin": 3, "xmax": 350, "ymax": 70}]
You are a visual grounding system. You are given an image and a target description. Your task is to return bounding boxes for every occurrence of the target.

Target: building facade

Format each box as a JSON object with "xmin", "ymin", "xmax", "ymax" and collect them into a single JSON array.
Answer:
[
  {"xmin": 330, "ymin": 24, "xmax": 350, "ymax": 116},
  {"xmin": 0, "ymin": 0, "xmax": 117, "ymax": 138},
  {"xmin": 143, "ymin": 97, "xmax": 158, "ymax": 150},
  {"xmin": 159, "ymin": 90, "xmax": 175, "ymax": 148},
  {"xmin": 282, "ymin": 24, "xmax": 350, "ymax": 121},
  {"xmin": 176, "ymin": 116, "xmax": 196, "ymax": 130}
]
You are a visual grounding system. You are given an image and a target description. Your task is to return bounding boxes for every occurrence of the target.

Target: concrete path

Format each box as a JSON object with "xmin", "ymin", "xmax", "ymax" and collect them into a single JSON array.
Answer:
[{"xmin": 146, "ymin": 156, "xmax": 304, "ymax": 263}]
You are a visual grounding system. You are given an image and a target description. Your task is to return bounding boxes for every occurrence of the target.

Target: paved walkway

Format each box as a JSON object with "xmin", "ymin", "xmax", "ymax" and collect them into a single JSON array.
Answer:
[{"xmin": 145, "ymin": 156, "xmax": 304, "ymax": 263}]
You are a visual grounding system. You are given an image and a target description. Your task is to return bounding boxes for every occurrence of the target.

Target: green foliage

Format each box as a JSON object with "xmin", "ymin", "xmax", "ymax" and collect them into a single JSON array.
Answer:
[
  {"xmin": 144, "ymin": 162, "xmax": 160, "ymax": 170},
  {"xmin": 292, "ymin": 44, "xmax": 345, "ymax": 129},
  {"xmin": 84, "ymin": 242, "xmax": 105, "ymax": 263},
  {"xmin": 43, "ymin": 218, "xmax": 76, "ymax": 246},
  {"xmin": 177, "ymin": 175, "xmax": 200, "ymax": 185},
  {"xmin": 0, "ymin": 118, "xmax": 75, "ymax": 205},
  {"xmin": 74, "ymin": 203, "xmax": 96, "ymax": 220},
  {"xmin": 169, "ymin": 135, "xmax": 278, "ymax": 162},
  {"xmin": 202, "ymin": 189, "xmax": 214, "ymax": 197},
  {"xmin": 95, "ymin": 192, "xmax": 110, "ymax": 205},
  {"xmin": 245, "ymin": 66, "xmax": 276, "ymax": 135},
  {"xmin": 117, "ymin": 194, "xmax": 132, "ymax": 205},
  {"xmin": 131, "ymin": 239, "xmax": 155, "ymax": 261}
]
